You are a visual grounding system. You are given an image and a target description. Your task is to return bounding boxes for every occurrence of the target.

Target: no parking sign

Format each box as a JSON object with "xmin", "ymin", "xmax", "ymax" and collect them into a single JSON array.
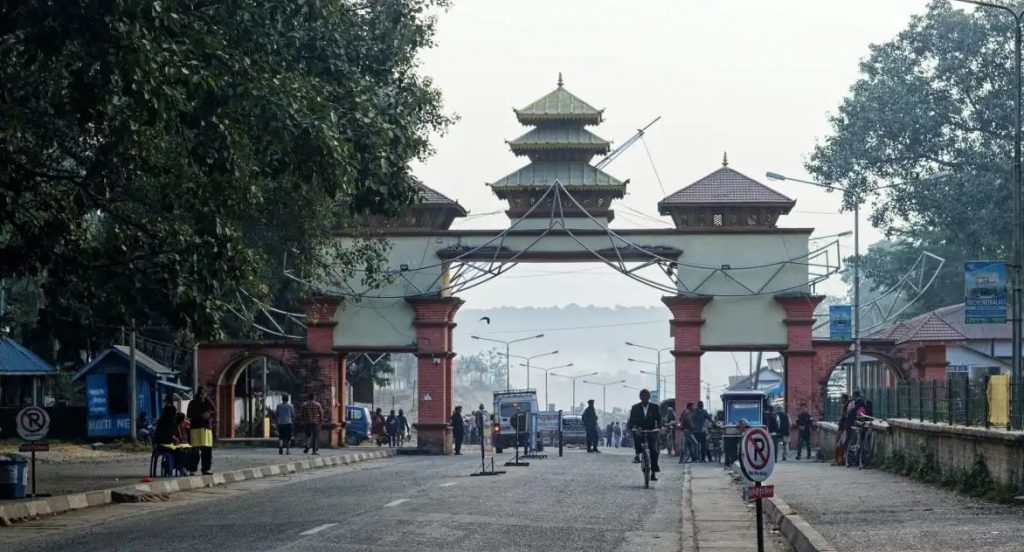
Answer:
[{"xmin": 739, "ymin": 427, "xmax": 774, "ymax": 483}]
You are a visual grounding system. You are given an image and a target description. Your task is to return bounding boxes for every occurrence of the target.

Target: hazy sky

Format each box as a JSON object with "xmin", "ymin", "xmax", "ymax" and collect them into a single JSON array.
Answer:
[
  {"xmin": 414, "ymin": 0, "xmax": 933, "ymax": 309},
  {"xmin": 410, "ymin": 1, "xmax": 936, "ymax": 410}
]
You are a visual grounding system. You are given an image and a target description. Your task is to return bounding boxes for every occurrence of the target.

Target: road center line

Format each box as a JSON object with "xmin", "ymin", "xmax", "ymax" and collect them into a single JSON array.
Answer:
[
  {"xmin": 439, "ymin": 482, "xmax": 457, "ymax": 487},
  {"xmin": 299, "ymin": 523, "xmax": 338, "ymax": 536},
  {"xmin": 385, "ymin": 498, "xmax": 410, "ymax": 507}
]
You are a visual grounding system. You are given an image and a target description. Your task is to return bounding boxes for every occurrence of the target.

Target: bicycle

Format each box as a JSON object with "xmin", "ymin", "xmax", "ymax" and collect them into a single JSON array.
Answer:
[
  {"xmin": 845, "ymin": 415, "xmax": 875, "ymax": 469},
  {"xmin": 633, "ymin": 428, "xmax": 661, "ymax": 488}
]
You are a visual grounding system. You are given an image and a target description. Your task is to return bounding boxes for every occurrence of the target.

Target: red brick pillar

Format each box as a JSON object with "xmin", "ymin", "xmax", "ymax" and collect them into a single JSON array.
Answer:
[
  {"xmin": 407, "ymin": 296, "xmax": 464, "ymax": 454},
  {"xmin": 776, "ymin": 294, "xmax": 825, "ymax": 417},
  {"xmin": 662, "ymin": 295, "xmax": 712, "ymax": 407},
  {"xmin": 302, "ymin": 298, "xmax": 344, "ymax": 446},
  {"xmin": 916, "ymin": 344, "xmax": 948, "ymax": 381}
]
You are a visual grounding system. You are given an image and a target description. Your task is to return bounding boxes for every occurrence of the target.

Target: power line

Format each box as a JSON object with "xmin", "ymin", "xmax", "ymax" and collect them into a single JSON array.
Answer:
[
  {"xmin": 465, "ymin": 319, "xmax": 666, "ymax": 335},
  {"xmin": 640, "ymin": 136, "xmax": 668, "ymax": 197}
]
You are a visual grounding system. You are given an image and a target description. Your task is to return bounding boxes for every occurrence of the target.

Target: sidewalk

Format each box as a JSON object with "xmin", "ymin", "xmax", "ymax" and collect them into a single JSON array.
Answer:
[
  {"xmin": 683, "ymin": 462, "xmax": 790, "ymax": 551},
  {"xmin": 0, "ymin": 442, "xmax": 395, "ymax": 501},
  {"xmin": 769, "ymin": 459, "xmax": 1023, "ymax": 552}
]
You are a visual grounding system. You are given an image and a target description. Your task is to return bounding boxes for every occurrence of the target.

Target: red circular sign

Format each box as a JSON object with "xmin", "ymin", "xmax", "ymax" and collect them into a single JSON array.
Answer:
[
  {"xmin": 739, "ymin": 427, "xmax": 775, "ymax": 482},
  {"xmin": 17, "ymin": 405, "xmax": 50, "ymax": 441}
]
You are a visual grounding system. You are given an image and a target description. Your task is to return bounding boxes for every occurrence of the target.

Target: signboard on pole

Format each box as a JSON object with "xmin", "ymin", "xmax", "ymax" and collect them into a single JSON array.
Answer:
[
  {"xmin": 482, "ymin": 420, "xmax": 494, "ymax": 459},
  {"xmin": 965, "ymin": 261, "xmax": 1007, "ymax": 324},
  {"xmin": 747, "ymin": 484, "xmax": 775, "ymax": 500},
  {"xmin": 534, "ymin": 411, "xmax": 560, "ymax": 432},
  {"xmin": 739, "ymin": 427, "xmax": 775, "ymax": 483},
  {"xmin": 17, "ymin": 405, "xmax": 50, "ymax": 442},
  {"xmin": 829, "ymin": 305, "xmax": 853, "ymax": 341}
]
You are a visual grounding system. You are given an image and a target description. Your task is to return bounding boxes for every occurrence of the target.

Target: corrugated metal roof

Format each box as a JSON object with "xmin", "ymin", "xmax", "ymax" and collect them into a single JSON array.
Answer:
[
  {"xmin": 0, "ymin": 338, "xmax": 57, "ymax": 376},
  {"xmin": 658, "ymin": 167, "xmax": 796, "ymax": 207},
  {"xmin": 514, "ymin": 85, "xmax": 603, "ymax": 124},
  {"xmin": 489, "ymin": 161, "xmax": 625, "ymax": 189},
  {"xmin": 72, "ymin": 346, "xmax": 175, "ymax": 382}
]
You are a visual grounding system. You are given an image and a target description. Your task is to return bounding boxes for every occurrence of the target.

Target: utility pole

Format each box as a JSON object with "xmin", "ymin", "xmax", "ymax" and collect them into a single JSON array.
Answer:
[{"xmin": 129, "ymin": 326, "xmax": 138, "ymax": 442}]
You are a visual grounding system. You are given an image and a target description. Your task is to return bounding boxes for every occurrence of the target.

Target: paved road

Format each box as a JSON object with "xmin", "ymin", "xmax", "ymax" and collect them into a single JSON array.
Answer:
[
  {"xmin": 8, "ymin": 448, "xmax": 690, "ymax": 552},
  {"xmin": 769, "ymin": 458, "xmax": 1024, "ymax": 552}
]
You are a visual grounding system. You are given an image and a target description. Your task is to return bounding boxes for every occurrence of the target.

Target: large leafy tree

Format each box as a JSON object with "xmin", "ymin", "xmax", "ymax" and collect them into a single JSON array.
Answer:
[
  {"xmin": 0, "ymin": 0, "xmax": 452, "ymax": 355},
  {"xmin": 807, "ymin": 0, "xmax": 1020, "ymax": 314}
]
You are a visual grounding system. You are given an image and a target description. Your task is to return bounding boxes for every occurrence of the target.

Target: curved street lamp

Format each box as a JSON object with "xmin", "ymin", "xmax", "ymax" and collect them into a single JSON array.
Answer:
[{"xmin": 472, "ymin": 334, "xmax": 545, "ymax": 391}]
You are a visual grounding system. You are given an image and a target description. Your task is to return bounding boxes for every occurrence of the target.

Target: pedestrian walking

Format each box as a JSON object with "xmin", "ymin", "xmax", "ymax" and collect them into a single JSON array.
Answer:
[
  {"xmin": 275, "ymin": 394, "xmax": 295, "ymax": 455},
  {"xmin": 605, "ymin": 422, "xmax": 614, "ymax": 448},
  {"xmin": 451, "ymin": 405, "xmax": 465, "ymax": 455},
  {"xmin": 371, "ymin": 408, "xmax": 386, "ymax": 446},
  {"xmin": 833, "ymin": 393, "xmax": 850, "ymax": 466},
  {"xmin": 775, "ymin": 405, "xmax": 790, "ymax": 461},
  {"xmin": 795, "ymin": 404, "xmax": 813, "ymax": 460},
  {"xmin": 678, "ymin": 402, "xmax": 698, "ymax": 464},
  {"xmin": 386, "ymin": 409, "xmax": 398, "ymax": 448},
  {"xmin": 612, "ymin": 421, "xmax": 622, "ymax": 448},
  {"xmin": 300, "ymin": 393, "xmax": 323, "ymax": 455},
  {"xmin": 582, "ymin": 399, "xmax": 600, "ymax": 453},
  {"xmin": 186, "ymin": 386, "xmax": 217, "ymax": 475},
  {"xmin": 663, "ymin": 407, "xmax": 676, "ymax": 456},
  {"xmin": 691, "ymin": 401, "xmax": 711, "ymax": 462},
  {"xmin": 397, "ymin": 408, "xmax": 411, "ymax": 446}
]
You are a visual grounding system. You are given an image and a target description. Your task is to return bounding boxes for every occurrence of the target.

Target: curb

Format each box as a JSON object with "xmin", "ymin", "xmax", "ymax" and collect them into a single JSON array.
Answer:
[
  {"xmin": 0, "ymin": 449, "xmax": 396, "ymax": 525},
  {"xmin": 763, "ymin": 495, "xmax": 837, "ymax": 552}
]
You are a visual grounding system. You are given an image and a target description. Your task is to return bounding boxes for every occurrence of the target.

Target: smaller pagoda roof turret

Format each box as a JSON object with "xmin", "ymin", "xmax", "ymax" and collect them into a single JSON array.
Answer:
[{"xmin": 658, "ymin": 156, "xmax": 794, "ymax": 229}]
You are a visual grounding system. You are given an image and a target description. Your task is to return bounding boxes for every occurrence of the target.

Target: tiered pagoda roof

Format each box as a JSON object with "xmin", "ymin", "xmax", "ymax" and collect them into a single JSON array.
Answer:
[{"xmin": 489, "ymin": 75, "xmax": 626, "ymax": 220}]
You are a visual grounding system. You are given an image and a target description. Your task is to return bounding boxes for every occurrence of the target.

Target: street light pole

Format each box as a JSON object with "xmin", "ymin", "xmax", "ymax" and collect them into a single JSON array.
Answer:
[
  {"xmin": 500, "ymin": 350, "xmax": 558, "ymax": 390},
  {"xmin": 552, "ymin": 371, "xmax": 598, "ymax": 413},
  {"xmin": 582, "ymin": 379, "xmax": 627, "ymax": 425},
  {"xmin": 954, "ymin": 0, "xmax": 1024, "ymax": 429},
  {"xmin": 625, "ymin": 342, "xmax": 671, "ymax": 401},
  {"xmin": 529, "ymin": 363, "xmax": 573, "ymax": 409},
  {"xmin": 472, "ymin": 334, "xmax": 545, "ymax": 391}
]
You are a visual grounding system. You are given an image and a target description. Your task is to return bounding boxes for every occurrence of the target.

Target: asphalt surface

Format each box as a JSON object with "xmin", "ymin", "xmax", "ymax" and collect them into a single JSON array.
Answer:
[
  {"xmin": 769, "ymin": 457, "xmax": 1024, "ymax": 552},
  {"xmin": 6, "ymin": 447, "xmax": 690, "ymax": 552}
]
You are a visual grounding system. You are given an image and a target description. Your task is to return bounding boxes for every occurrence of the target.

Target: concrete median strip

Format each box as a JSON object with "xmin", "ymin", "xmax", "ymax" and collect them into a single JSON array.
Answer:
[
  {"xmin": 763, "ymin": 495, "xmax": 837, "ymax": 552},
  {"xmin": 0, "ymin": 449, "xmax": 397, "ymax": 526}
]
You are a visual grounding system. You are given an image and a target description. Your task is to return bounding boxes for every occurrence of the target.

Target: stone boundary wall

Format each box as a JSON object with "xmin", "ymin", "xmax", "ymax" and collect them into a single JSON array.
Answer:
[{"xmin": 816, "ymin": 419, "xmax": 1024, "ymax": 492}]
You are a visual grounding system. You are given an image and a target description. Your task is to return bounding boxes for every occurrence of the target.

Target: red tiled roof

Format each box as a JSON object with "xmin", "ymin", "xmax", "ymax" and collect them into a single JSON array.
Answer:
[{"xmin": 658, "ymin": 167, "xmax": 796, "ymax": 209}]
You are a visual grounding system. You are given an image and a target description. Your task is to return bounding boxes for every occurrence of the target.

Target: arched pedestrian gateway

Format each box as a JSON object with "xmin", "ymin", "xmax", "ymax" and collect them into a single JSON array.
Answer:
[{"xmin": 201, "ymin": 78, "xmax": 847, "ymax": 452}]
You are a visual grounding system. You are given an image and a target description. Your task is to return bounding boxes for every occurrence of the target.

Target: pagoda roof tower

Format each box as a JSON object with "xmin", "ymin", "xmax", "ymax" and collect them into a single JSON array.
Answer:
[{"xmin": 488, "ymin": 75, "xmax": 627, "ymax": 223}]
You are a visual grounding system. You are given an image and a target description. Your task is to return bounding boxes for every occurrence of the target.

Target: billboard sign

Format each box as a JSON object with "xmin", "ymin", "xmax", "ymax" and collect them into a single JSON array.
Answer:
[
  {"xmin": 829, "ymin": 305, "xmax": 853, "ymax": 341},
  {"xmin": 965, "ymin": 261, "xmax": 1007, "ymax": 324}
]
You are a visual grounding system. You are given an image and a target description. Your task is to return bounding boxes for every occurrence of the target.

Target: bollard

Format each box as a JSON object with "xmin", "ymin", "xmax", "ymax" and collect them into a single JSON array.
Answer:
[{"xmin": 558, "ymin": 410, "xmax": 564, "ymax": 458}]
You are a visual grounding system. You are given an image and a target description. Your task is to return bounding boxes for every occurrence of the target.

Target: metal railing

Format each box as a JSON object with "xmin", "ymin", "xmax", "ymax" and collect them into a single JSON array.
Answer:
[{"xmin": 822, "ymin": 378, "xmax": 1022, "ymax": 430}]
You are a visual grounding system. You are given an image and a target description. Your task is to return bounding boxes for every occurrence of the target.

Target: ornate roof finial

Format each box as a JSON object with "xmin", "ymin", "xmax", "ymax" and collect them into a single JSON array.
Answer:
[
  {"xmin": 722, "ymin": 151, "xmax": 729, "ymax": 167},
  {"xmin": 557, "ymin": 72, "xmax": 564, "ymax": 88}
]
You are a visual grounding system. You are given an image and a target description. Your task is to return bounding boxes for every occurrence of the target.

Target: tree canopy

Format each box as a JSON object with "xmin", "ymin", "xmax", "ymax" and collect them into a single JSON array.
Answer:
[
  {"xmin": 0, "ymin": 0, "xmax": 452, "ymax": 354},
  {"xmin": 807, "ymin": 0, "xmax": 1020, "ymax": 314}
]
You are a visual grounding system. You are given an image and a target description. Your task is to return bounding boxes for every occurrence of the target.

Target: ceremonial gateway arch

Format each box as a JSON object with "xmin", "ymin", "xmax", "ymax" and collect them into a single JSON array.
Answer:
[{"xmin": 199, "ymin": 78, "xmax": 841, "ymax": 453}]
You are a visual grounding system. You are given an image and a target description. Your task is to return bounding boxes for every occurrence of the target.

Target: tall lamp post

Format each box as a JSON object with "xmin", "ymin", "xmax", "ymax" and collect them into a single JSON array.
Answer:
[
  {"xmin": 625, "ymin": 342, "xmax": 671, "ymax": 402},
  {"xmin": 628, "ymin": 357, "xmax": 673, "ymax": 398},
  {"xmin": 471, "ymin": 334, "xmax": 545, "ymax": 391},
  {"xmin": 583, "ymin": 378, "xmax": 627, "ymax": 425},
  {"xmin": 551, "ymin": 371, "xmax": 598, "ymax": 414},
  {"xmin": 953, "ymin": 0, "xmax": 1024, "ymax": 429},
  {"xmin": 639, "ymin": 369, "xmax": 673, "ymax": 399},
  {"xmin": 766, "ymin": 171, "xmax": 949, "ymax": 394},
  {"xmin": 526, "ymin": 362, "xmax": 574, "ymax": 409},
  {"xmin": 499, "ymin": 350, "xmax": 558, "ymax": 390}
]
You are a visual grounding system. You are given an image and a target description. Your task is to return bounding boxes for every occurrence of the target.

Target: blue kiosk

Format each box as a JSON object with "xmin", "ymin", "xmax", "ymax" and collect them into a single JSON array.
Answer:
[{"xmin": 72, "ymin": 346, "xmax": 190, "ymax": 438}]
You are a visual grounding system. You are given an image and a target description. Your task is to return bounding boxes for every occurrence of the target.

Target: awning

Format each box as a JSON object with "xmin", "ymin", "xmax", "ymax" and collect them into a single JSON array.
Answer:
[
  {"xmin": 763, "ymin": 382, "xmax": 784, "ymax": 396},
  {"xmin": 155, "ymin": 379, "xmax": 193, "ymax": 398}
]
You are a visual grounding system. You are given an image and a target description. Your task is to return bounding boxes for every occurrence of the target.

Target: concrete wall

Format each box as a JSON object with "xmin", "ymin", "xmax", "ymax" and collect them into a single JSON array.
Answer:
[
  {"xmin": 817, "ymin": 420, "xmax": 1024, "ymax": 492},
  {"xmin": 333, "ymin": 228, "xmax": 813, "ymax": 349}
]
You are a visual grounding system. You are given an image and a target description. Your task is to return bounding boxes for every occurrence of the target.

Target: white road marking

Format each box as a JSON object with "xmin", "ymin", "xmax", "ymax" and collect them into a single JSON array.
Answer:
[
  {"xmin": 384, "ymin": 498, "xmax": 410, "ymax": 507},
  {"xmin": 300, "ymin": 523, "xmax": 338, "ymax": 536},
  {"xmin": 439, "ymin": 482, "xmax": 457, "ymax": 487}
]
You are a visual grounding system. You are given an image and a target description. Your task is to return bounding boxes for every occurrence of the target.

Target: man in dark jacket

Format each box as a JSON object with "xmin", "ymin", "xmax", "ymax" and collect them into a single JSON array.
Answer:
[
  {"xmin": 775, "ymin": 406, "xmax": 791, "ymax": 461},
  {"xmin": 450, "ymin": 406, "xmax": 465, "ymax": 455},
  {"xmin": 795, "ymin": 404, "xmax": 813, "ymax": 460},
  {"xmin": 627, "ymin": 389, "xmax": 663, "ymax": 480},
  {"xmin": 582, "ymin": 399, "xmax": 600, "ymax": 452}
]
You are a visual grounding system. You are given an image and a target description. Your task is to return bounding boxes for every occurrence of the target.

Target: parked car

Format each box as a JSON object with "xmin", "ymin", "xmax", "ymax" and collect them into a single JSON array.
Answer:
[{"xmin": 346, "ymin": 405, "xmax": 371, "ymax": 445}]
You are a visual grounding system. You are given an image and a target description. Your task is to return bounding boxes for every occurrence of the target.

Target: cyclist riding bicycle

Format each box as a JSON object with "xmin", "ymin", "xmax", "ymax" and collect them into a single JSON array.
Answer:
[{"xmin": 627, "ymin": 389, "xmax": 663, "ymax": 481}]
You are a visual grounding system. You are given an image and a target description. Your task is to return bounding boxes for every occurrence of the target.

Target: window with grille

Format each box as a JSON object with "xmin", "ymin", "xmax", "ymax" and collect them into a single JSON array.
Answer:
[{"xmin": 713, "ymin": 213, "xmax": 723, "ymax": 226}]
